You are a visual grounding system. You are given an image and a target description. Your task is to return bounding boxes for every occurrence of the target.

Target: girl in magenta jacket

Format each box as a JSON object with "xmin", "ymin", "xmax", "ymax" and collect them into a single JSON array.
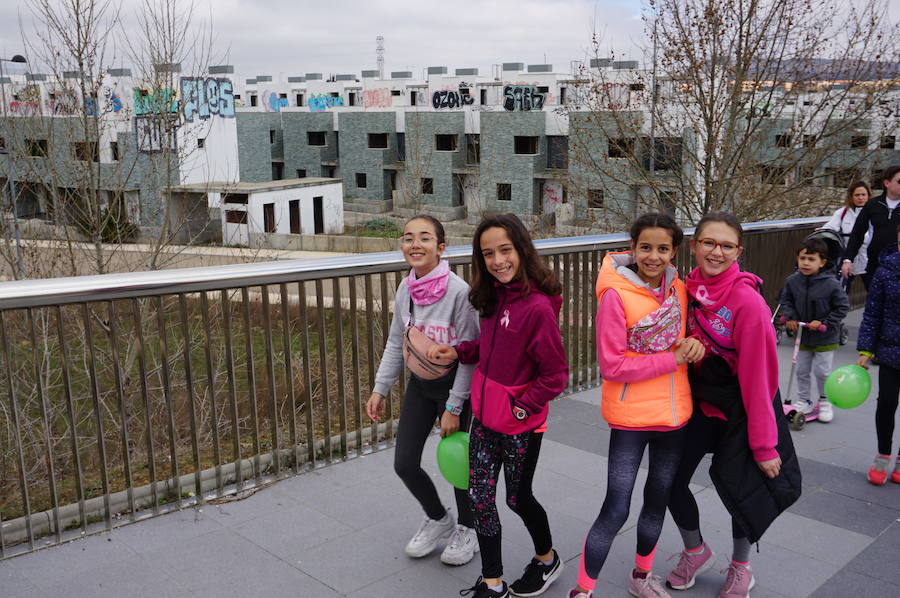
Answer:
[
  {"xmin": 665, "ymin": 212, "xmax": 782, "ymax": 598},
  {"xmin": 430, "ymin": 213, "xmax": 568, "ymax": 598}
]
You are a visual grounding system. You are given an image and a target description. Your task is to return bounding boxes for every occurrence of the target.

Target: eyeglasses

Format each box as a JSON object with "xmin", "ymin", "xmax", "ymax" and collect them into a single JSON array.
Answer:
[
  {"xmin": 400, "ymin": 235, "xmax": 436, "ymax": 246},
  {"xmin": 695, "ymin": 238, "xmax": 740, "ymax": 255}
]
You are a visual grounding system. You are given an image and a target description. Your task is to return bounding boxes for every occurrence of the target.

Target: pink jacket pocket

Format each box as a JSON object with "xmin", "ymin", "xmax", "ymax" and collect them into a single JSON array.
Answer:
[{"xmin": 471, "ymin": 368, "xmax": 546, "ymax": 434}]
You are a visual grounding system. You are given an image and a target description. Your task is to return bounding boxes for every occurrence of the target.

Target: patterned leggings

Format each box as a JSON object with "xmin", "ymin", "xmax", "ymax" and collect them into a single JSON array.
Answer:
[{"xmin": 468, "ymin": 418, "xmax": 551, "ymax": 579}]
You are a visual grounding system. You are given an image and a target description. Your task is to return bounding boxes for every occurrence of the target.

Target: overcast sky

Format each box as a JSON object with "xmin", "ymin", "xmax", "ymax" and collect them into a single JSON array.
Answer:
[{"xmin": 0, "ymin": 0, "xmax": 648, "ymax": 78}]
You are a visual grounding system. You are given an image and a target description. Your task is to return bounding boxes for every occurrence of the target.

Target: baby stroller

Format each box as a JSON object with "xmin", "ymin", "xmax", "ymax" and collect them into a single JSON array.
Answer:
[{"xmin": 772, "ymin": 228, "xmax": 849, "ymax": 345}]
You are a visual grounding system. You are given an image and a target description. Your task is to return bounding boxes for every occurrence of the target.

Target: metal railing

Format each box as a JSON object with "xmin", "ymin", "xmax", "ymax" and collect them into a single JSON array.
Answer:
[{"xmin": 0, "ymin": 217, "xmax": 836, "ymax": 558}]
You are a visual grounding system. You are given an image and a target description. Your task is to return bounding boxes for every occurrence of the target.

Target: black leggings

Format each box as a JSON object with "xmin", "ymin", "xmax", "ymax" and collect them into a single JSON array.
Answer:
[
  {"xmin": 394, "ymin": 374, "xmax": 473, "ymax": 527},
  {"xmin": 581, "ymin": 427, "xmax": 686, "ymax": 581},
  {"xmin": 469, "ymin": 418, "xmax": 551, "ymax": 579},
  {"xmin": 876, "ymin": 364, "xmax": 900, "ymax": 456},
  {"xmin": 668, "ymin": 410, "xmax": 748, "ymax": 541}
]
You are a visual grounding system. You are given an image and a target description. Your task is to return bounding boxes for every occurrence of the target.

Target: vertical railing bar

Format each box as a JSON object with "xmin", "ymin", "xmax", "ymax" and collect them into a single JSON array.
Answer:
[
  {"xmin": 332, "ymin": 278, "xmax": 348, "ymax": 458},
  {"xmin": 592, "ymin": 250, "xmax": 600, "ymax": 386},
  {"xmin": 26, "ymin": 309, "xmax": 61, "ymax": 542},
  {"xmin": 106, "ymin": 301, "xmax": 136, "ymax": 520},
  {"xmin": 314, "ymin": 279, "xmax": 332, "ymax": 462},
  {"xmin": 199, "ymin": 292, "xmax": 223, "ymax": 495},
  {"xmin": 55, "ymin": 305, "xmax": 86, "ymax": 531},
  {"xmin": 130, "ymin": 298, "xmax": 158, "ymax": 513},
  {"xmin": 0, "ymin": 312, "xmax": 34, "ymax": 549},
  {"xmin": 240, "ymin": 287, "xmax": 262, "ymax": 481},
  {"xmin": 279, "ymin": 283, "xmax": 299, "ymax": 474},
  {"xmin": 177, "ymin": 294, "xmax": 203, "ymax": 503},
  {"xmin": 297, "ymin": 281, "xmax": 315, "ymax": 468},
  {"xmin": 260, "ymin": 287, "xmax": 281, "ymax": 476},
  {"xmin": 379, "ymin": 273, "xmax": 393, "ymax": 440},
  {"xmin": 154, "ymin": 296, "xmax": 181, "ymax": 509},
  {"xmin": 572, "ymin": 250, "xmax": 582, "ymax": 390},
  {"xmin": 562, "ymin": 253, "xmax": 571, "ymax": 390},
  {"xmin": 364, "ymin": 275, "xmax": 377, "ymax": 446},
  {"xmin": 219, "ymin": 290, "xmax": 242, "ymax": 491},
  {"xmin": 582, "ymin": 251, "xmax": 591, "ymax": 389},
  {"xmin": 82, "ymin": 303, "xmax": 112, "ymax": 526},
  {"xmin": 348, "ymin": 277, "xmax": 362, "ymax": 455}
]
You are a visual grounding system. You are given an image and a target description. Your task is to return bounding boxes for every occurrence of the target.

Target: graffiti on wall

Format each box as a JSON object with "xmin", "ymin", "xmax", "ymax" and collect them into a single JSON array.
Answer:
[
  {"xmin": 309, "ymin": 94, "xmax": 344, "ymax": 112},
  {"xmin": 363, "ymin": 88, "xmax": 392, "ymax": 108},
  {"xmin": 8, "ymin": 85, "xmax": 42, "ymax": 116},
  {"xmin": 135, "ymin": 114, "xmax": 178, "ymax": 153},
  {"xmin": 503, "ymin": 85, "xmax": 545, "ymax": 111},
  {"xmin": 180, "ymin": 77, "xmax": 235, "ymax": 122},
  {"xmin": 432, "ymin": 89, "xmax": 474, "ymax": 109},
  {"xmin": 48, "ymin": 88, "xmax": 81, "ymax": 115},
  {"xmin": 134, "ymin": 87, "xmax": 178, "ymax": 116},
  {"xmin": 263, "ymin": 90, "xmax": 289, "ymax": 112},
  {"xmin": 86, "ymin": 88, "xmax": 123, "ymax": 116}
]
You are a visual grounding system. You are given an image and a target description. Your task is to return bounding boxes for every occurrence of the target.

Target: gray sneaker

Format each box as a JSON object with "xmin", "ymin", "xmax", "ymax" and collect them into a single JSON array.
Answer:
[{"xmin": 405, "ymin": 513, "xmax": 454, "ymax": 557}]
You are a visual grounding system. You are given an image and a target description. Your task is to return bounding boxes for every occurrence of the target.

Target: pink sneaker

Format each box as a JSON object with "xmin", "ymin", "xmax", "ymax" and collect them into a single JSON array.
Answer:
[
  {"xmin": 666, "ymin": 544, "xmax": 714, "ymax": 590},
  {"xmin": 719, "ymin": 561, "xmax": 755, "ymax": 598},
  {"xmin": 568, "ymin": 590, "xmax": 592, "ymax": 598},
  {"xmin": 628, "ymin": 573, "xmax": 671, "ymax": 597}
]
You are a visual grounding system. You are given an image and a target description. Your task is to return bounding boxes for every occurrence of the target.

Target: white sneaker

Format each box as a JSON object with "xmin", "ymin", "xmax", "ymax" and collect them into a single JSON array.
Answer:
[
  {"xmin": 440, "ymin": 524, "xmax": 479, "ymax": 565},
  {"xmin": 405, "ymin": 513, "xmax": 454, "ymax": 558},
  {"xmin": 791, "ymin": 399, "xmax": 814, "ymax": 415},
  {"xmin": 818, "ymin": 399, "xmax": 834, "ymax": 423}
]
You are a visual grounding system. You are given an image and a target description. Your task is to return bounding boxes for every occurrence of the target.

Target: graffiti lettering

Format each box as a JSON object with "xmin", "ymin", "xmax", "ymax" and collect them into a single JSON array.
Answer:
[
  {"xmin": 308, "ymin": 94, "xmax": 344, "ymax": 112},
  {"xmin": 135, "ymin": 115, "xmax": 178, "ymax": 153},
  {"xmin": 134, "ymin": 87, "xmax": 178, "ymax": 116},
  {"xmin": 363, "ymin": 88, "xmax": 392, "ymax": 108},
  {"xmin": 180, "ymin": 77, "xmax": 235, "ymax": 122},
  {"xmin": 8, "ymin": 85, "xmax": 42, "ymax": 116},
  {"xmin": 263, "ymin": 90, "xmax": 289, "ymax": 112},
  {"xmin": 431, "ymin": 89, "xmax": 474, "ymax": 109},
  {"xmin": 48, "ymin": 88, "xmax": 81, "ymax": 115},
  {"xmin": 85, "ymin": 88, "xmax": 123, "ymax": 116},
  {"xmin": 503, "ymin": 85, "xmax": 545, "ymax": 111}
]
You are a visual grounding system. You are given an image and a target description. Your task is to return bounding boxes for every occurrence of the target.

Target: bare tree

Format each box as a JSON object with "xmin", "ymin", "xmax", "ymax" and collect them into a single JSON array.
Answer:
[{"xmin": 567, "ymin": 0, "xmax": 899, "ymax": 227}]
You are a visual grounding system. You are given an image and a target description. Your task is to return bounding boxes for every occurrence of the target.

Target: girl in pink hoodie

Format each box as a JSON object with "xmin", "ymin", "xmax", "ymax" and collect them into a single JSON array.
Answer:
[
  {"xmin": 665, "ymin": 212, "xmax": 782, "ymax": 598},
  {"xmin": 430, "ymin": 213, "xmax": 568, "ymax": 598}
]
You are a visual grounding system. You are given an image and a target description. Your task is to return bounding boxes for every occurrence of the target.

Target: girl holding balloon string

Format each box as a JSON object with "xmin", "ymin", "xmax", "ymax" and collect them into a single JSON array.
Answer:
[
  {"xmin": 366, "ymin": 214, "xmax": 480, "ymax": 565},
  {"xmin": 857, "ymin": 222, "xmax": 900, "ymax": 485},
  {"xmin": 429, "ymin": 213, "xmax": 568, "ymax": 598}
]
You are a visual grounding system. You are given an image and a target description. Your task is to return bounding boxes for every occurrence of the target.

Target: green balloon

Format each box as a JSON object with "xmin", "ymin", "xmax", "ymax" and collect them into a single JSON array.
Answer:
[
  {"xmin": 436, "ymin": 431, "xmax": 470, "ymax": 490},
  {"xmin": 824, "ymin": 364, "xmax": 871, "ymax": 409}
]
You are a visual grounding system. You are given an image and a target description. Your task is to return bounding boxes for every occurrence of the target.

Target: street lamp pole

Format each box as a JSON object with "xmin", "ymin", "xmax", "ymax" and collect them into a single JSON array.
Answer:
[{"xmin": 0, "ymin": 55, "xmax": 27, "ymax": 279}]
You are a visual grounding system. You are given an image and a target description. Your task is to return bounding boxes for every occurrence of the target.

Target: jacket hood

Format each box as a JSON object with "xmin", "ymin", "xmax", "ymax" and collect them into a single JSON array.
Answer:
[
  {"xmin": 685, "ymin": 262, "xmax": 762, "ymax": 313},
  {"xmin": 596, "ymin": 251, "xmax": 679, "ymax": 300}
]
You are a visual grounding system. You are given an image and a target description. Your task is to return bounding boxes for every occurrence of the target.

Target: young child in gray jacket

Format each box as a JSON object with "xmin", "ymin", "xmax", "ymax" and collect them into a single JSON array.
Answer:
[{"xmin": 782, "ymin": 237, "xmax": 850, "ymax": 422}]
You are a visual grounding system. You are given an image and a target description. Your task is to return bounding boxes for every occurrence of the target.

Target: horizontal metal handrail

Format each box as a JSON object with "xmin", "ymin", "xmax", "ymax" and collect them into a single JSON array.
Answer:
[{"xmin": 0, "ymin": 217, "xmax": 827, "ymax": 309}]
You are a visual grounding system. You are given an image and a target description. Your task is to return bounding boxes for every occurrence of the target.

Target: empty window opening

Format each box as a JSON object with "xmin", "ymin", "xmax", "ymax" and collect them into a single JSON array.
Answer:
[
  {"xmin": 436, "ymin": 134, "xmax": 457, "ymax": 151},
  {"xmin": 514, "ymin": 136, "xmax": 538, "ymax": 155}
]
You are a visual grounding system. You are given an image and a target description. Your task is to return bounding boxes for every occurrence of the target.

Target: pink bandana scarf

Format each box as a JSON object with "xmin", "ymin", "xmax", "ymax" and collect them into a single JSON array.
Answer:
[{"xmin": 407, "ymin": 259, "xmax": 450, "ymax": 306}]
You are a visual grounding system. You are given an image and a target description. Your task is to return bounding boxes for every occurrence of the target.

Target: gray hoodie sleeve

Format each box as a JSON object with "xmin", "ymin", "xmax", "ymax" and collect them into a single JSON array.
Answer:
[
  {"xmin": 446, "ymin": 285, "xmax": 480, "ymax": 410},
  {"xmin": 372, "ymin": 283, "xmax": 408, "ymax": 397}
]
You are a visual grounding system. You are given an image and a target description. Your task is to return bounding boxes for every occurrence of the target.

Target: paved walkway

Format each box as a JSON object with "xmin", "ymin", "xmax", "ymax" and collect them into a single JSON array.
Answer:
[{"xmin": 1, "ymin": 310, "xmax": 898, "ymax": 597}]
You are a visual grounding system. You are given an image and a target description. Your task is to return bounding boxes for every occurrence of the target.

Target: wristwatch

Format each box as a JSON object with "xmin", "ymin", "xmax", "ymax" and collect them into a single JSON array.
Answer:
[
  {"xmin": 512, "ymin": 405, "xmax": 527, "ymax": 421},
  {"xmin": 445, "ymin": 403, "xmax": 462, "ymax": 416}
]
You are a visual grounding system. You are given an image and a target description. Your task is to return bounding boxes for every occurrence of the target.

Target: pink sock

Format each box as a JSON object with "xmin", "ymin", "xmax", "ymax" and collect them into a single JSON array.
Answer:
[
  {"xmin": 577, "ymin": 539, "xmax": 598, "ymax": 591},
  {"xmin": 635, "ymin": 547, "xmax": 657, "ymax": 572}
]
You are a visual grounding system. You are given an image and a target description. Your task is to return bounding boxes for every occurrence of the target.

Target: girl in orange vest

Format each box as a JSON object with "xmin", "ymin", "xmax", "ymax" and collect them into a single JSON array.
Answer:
[{"xmin": 568, "ymin": 212, "xmax": 704, "ymax": 598}]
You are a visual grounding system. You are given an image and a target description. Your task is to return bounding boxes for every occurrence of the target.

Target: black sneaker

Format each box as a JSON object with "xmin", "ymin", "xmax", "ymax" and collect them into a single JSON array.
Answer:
[
  {"xmin": 460, "ymin": 577, "xmax": 509, "ymax": 598},
  {"xmin": 509, "ymin": 549, "xmax": 564, "ymax": 596}
]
